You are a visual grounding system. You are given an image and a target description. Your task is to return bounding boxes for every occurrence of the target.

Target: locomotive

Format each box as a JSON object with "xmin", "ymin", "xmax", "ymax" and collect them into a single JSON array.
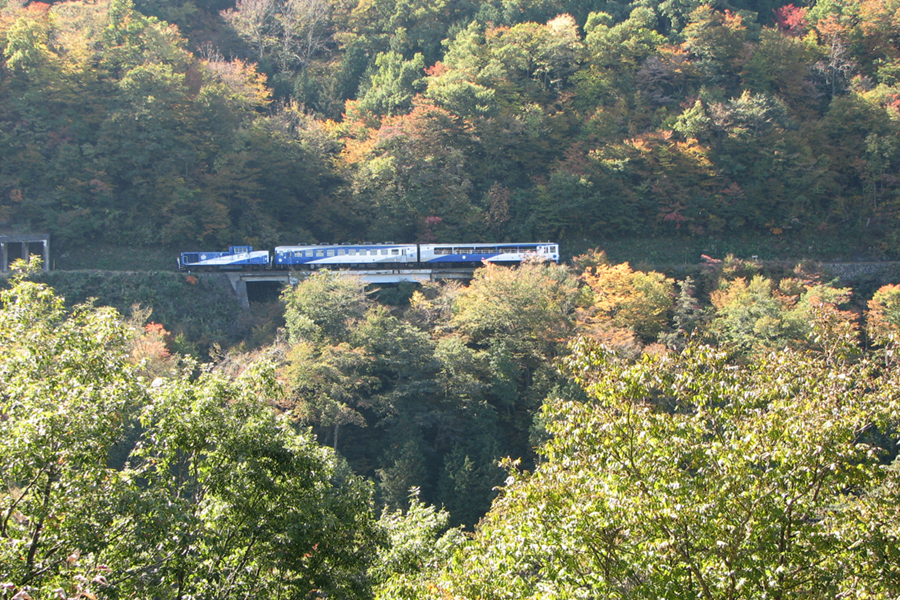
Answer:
[{"xmin": 177, "ymin": 242, "xmax": 560, "ymax": 271}]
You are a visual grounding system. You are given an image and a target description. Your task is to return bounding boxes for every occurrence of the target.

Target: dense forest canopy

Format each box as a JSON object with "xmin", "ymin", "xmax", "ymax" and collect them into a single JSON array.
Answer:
[{"xmin": 0, "ymin": 0, "xmax": 899, "ymax": 251}]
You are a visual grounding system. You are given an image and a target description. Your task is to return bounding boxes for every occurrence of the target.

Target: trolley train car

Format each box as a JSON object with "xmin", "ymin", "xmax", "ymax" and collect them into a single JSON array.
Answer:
[{"xmin": 178, "ymin": 242, "xmax": 559, "ymax": 271}]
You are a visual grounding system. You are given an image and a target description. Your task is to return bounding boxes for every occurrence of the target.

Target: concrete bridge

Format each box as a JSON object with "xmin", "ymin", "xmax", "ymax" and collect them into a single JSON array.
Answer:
[{"xmin": 225, "ymin": 268, "xmax": 477, "ymax": 308}]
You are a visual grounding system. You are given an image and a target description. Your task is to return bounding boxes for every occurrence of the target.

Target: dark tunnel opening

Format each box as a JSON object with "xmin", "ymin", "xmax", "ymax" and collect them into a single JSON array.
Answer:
[{"xmin": 246, "ymin": 280, "xmax": 285, "ymax": 304}]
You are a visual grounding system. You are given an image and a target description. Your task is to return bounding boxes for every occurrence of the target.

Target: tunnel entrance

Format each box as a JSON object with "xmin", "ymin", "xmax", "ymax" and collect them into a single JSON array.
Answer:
[
  {"xmin": 0, "ymin": 234, "xmax": 50, "ymax": 271},
  {"xmin": 246, "ymin": 280, "xmax": 285, "ymax": 304}
]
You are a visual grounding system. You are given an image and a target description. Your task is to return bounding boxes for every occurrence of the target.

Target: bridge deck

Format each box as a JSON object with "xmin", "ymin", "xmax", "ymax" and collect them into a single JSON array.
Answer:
[{"xmin": 226, "ymin": 268, "xmax": 477, "ymax": 308}]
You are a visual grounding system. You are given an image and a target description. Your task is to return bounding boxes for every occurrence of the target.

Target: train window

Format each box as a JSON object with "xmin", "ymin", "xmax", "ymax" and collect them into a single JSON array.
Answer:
[
  {"xmin": 391, "ymin": 249, "xmax": 399, "ymax": 255},
  {"xmin": 294, "ymin": 251, "xmax": 302, "ymax": 258},
  {"xmin": 338, "ymin": 249, "xmax": 346, "ymax": 256},
  {"xmin": 380, "ymin": 249, "xmax": 386, "ymax": 255},
  {"xmin": 327, "ymin": 249, "xmax": 335, "ymax": 257},
  {"xmin": 435, "ymin": 248, "xmax": 451, "ymax": 255},
  {"xmin": 481, "ymin": 247, "xmax": 497, "ymax": 254},
  {"xmin": 458, "ymin": 248, "xmax": 474, "ymax": 254},
  {"xmin": 316, "ymin": 250, "xmax": 324, "ymax": 257}
]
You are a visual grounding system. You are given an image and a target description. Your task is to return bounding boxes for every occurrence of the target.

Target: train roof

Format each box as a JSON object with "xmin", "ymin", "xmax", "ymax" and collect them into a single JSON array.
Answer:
[
  {"xmin": 274, "ymin": 243, "xmax": 416, "ymax": 251},
  {"xmin": 419, "ymin": 242, "xmax": 557, "ymax": 247}
]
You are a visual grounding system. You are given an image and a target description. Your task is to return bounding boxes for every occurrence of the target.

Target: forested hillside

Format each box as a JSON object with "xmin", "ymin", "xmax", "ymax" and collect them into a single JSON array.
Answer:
[
  {"xmin": 1, "ymin": 0, "xmax": 899, "ymax": 252},
  {"xmin": 5, "ymin": 253, "xmax": 900, "ymax": 599},
  {"xmin": 4, "ymin": 0, "xmax": 900, "ymax": 597}
]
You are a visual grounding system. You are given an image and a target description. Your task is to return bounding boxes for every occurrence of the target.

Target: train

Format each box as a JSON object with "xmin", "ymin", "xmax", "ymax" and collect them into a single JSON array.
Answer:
[{"xmin": 177, "ymin": 242, "xmax": 560, "ymax": 271}]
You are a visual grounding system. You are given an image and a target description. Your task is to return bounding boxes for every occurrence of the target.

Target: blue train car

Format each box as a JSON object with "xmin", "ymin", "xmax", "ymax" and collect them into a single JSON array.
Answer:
[
  {"xmin": 420, "ymin": 243, "xmax": 559, "ymax": 265},
  {"xmin": 177, "ymin": 246, "xmax": 271, "ymax": 271}
]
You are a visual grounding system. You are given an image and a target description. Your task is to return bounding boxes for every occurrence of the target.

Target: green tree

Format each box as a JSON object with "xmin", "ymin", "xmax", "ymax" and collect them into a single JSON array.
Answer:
[
  {"xmin": 452, "ymin": 261, "xmax": 580, "ymax": 358},
  {"xmin": 356, "ymin": 50, "xmax": 426, "ymax": 120},
  {"xmin": 371, "ymin": 490, "xmax": 465, "ymax": 600},
  {"xmin": 711, "ymin": 274, "xmax": 858, "ymax": 356},
  {"xmin": 437, "ymin": 438, "xmax": 504, "ymax": 529},
  {"xmin": 283, "ymin": 270, "xmax": 369, "ymax": 344},
  {"xmin": 659, "ymin": 276, "xmax": 707, "ymax": 349},
  {"xmin": 422, "ymin": 22, "xmax": 499, "ymax": 117},
  {"xmin": 741, "ymin": 27, "xmax": 815, "ymax": 107},
  {"xmin": 119, "ymin": 360, "xmax": 382, "ymax": 599},
  {"xmin": 285, "ymin": 340, "xmax": 375, "ymax": 451},
  {"xmin": 376, "ymin": 436, "xmax": 431, "ymax": 512},
  {"xmin": 347, "ymin": 102, "xmax": 474, "ymax": 240},
  {"xmin": 682, "ymin": 5, "xmax": 750, "ymax": 95},
  {"xmin": 3, "ymin": 4, "xmax": 53, "ymax": 73},
  {"xmin": 710, "ymin": 274, "xmax": 791, "ymax": 351},
  {"xmin": 407, "ymin": 338, "xmax": 900, "ymax": 599},
  {"xmin": 575, "ymin": 6, "xmax": 665, "ymax": 108},
  {"xmin": 350, "ymin": 304, "xmax": 441, "ymax": 417},
  {"xmin": 451, "ymin": 261, "xmax": 582, "ymax": 471},
  {"xmin": 0, "ymin": 262, "xmax": 145, "ymax": 596},
  {"xmin": 491, "ymin": 14, "xmax": 584, "ymax": 97},
  {"xmin": 0, "ymin": 268, "xmax": 382, "ymax": 599}
]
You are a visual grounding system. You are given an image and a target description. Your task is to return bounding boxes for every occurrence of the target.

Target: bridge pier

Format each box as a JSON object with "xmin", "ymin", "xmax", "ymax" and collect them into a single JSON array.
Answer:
[
  {"xmin": 225, "ymin": 274, "xmax": 250, "ymax": 309},
  {"xmin": 224, "ymin": 268, "xmax": 476, "ymax": 309}
]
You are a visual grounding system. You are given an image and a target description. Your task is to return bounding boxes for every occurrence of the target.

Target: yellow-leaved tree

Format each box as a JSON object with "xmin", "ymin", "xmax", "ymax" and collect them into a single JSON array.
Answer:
[{"xmin": 575, "ymin": 250, "xmax": 675, "ymax": 346}]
